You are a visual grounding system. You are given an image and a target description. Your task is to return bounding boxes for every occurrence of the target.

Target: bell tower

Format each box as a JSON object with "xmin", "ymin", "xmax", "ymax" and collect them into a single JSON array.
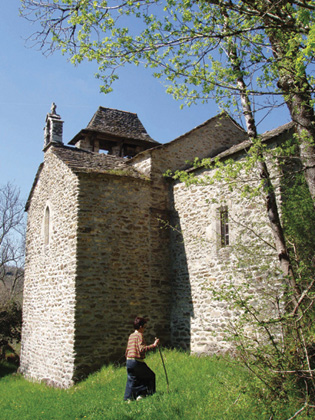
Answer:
[{"xmin": 68, "ymin": 106, "xmax": 160, "ymax": 157}]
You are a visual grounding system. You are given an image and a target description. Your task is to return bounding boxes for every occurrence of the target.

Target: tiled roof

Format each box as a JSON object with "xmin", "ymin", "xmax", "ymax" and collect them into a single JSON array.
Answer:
[{"xmin": 86, "ymin": 106, "xmax": 159, "ymax": 144}]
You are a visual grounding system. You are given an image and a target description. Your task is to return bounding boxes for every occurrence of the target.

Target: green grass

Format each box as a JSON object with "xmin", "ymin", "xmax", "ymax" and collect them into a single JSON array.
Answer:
[{"xmin": 0, "ymin": 350, "xmax": 313, "ymax": 419}]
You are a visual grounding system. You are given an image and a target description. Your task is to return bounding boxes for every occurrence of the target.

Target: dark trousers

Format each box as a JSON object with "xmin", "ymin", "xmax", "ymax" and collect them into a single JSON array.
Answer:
[{"xmin": 124, "ymin": 359, "xmax": 156, "ymax": 400}]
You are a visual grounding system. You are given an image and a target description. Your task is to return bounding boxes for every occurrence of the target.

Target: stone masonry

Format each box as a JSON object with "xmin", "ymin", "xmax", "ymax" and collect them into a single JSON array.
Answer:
[
  {"xmin": 20, "ymin": 106, "xmax": 294, "ymax": 387},
  {"xmin": 21, "ymin": 148, "xmax": 78, "ymax": 387}
]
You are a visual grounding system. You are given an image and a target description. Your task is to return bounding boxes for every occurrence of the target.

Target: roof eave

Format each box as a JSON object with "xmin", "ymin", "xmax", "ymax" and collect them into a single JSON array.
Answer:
[
  {"xmin": 68, "ymin": 128, "xmax": 160, "ymax": 147},
  {"xmin": 182, "ymin": 121, "xmax": 295, "ymax": 175}
]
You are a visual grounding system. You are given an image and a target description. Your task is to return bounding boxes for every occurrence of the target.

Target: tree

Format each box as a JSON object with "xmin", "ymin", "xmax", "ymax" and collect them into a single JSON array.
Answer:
[
  {"xmin": 20, "ymin": 0, "xmax": 301, "ymax": 298},
  {"xmin": 0, "ymin": 301, "xmax": 22, "ymax": 361},
  {"xmin": 211, "ymin": 170, "xmax": 315, "ymax": 413},
  {"xmin": 20, "ymin": 0, "xmax": 315, "ymax": 203},
  {"xmin": 0, "ymin": 183, "xmax": 25, "ymax": 359},
  {"xmin": 0, "ymin": 182, "xmax": 25, "ymax": 300},
  {"xmin": 231, "ymin": 0, "xmax": 315, "ymax": 203}
]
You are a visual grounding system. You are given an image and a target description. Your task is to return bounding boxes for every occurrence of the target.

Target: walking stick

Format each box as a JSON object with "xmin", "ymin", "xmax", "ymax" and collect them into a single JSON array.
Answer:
[{"xmin": 156, "ymin": 338, "xmax": 169, "ymax": 393}]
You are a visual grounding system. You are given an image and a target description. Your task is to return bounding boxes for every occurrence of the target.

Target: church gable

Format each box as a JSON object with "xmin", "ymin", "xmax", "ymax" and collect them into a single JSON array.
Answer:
[{"xmin": 130, "ymin": 112, "xmax": 248, "ymax": 177}]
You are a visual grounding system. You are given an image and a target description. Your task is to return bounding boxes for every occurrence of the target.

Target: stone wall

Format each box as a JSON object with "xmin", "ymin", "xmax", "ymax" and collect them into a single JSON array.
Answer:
[
  {"xmin": 21, "ymin": 147, "xmax": 172, "ymax": 386},
  {"xmin": 129, "ymin": 112, "xmax": 263, "ymax": 354},
  {"xmin": 169, "ymin": 153, "xmax": 281, "ymax": 354},
  {"xmin": 130, "ymin": 113, "xmax": 247, "ymax": 177},
  {"xmin": 20, "ymin": 148, "xmax": 79, "ymax": 388},
  {"xmin": 72, "ymin": 171, "xmax": 172, "ymax": 380}
]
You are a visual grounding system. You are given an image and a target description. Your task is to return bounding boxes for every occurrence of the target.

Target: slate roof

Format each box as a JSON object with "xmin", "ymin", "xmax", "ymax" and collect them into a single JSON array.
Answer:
[
  {"xmin": 52, "ymin": 144, "xmax": 133, "ymax": 173},
  {"xmin": 185, "ymin": 121, "xmax": 294, "ymax": 174},
  {"xmin": 68, "ymin": 107, "xmax": 160, "ymax": 146},
  {"xmin": 25, "ymin": 144, "xmax": 145, "ymax": 211},
  {"xmin": 214, "ymin": 121, "xmax": 294, "ymax": 160},
  {"xmin": 260, "ymin": 121, "xmax": 294, "ymax": 141}
]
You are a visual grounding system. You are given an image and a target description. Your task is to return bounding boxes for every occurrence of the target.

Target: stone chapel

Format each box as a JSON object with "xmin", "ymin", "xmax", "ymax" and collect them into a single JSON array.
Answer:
[{"xmin": 19, "ymin": 105, "xmax": 294, "ymax": 388}]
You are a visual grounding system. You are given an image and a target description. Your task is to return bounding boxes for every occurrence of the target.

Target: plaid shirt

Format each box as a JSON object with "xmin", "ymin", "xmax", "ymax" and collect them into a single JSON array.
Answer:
[{"xmin": 125, "ymin": 330, "xmax": 155, "ymax": 360}]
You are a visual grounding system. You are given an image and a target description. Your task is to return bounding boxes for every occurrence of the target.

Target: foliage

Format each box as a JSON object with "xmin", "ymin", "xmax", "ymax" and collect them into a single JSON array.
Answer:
[
  {"xmin": 0, "ymin": 300, "xmax": 22, "ymax": 360},
  {"xmin": 20, "ymin": 0, "xmax": 315, "ymax": 203},
  {"xmin": 210, "ymin": 246, "xmax": 315, "ymax": 405},
  {"xmin": 1, "ymin": 350, "xmax": 314, "ymax": 419},
  {"xmin": 19, "ymin": 1, "xmax": 314, "ymax": 112},
  {"xmin": 281, "ymin": 171, "xmax": 315, "ymax": 281},
  {"xmin": 20, "ymin": 0, "xmax": 315, "ymax": 201}
]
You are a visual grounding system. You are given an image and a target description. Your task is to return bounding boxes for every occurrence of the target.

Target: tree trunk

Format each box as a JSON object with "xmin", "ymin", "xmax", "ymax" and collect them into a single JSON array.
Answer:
[
  {"xmin": 256, "ymin": 0, "xmax": 315, "ymax": 205},
  {"xmin": 276, "ymin": 67, "xmax": 315, "ymax": 205},
  {"xmin": 226, "ymin": 36, "xmax": 299, "ymax": 299}
]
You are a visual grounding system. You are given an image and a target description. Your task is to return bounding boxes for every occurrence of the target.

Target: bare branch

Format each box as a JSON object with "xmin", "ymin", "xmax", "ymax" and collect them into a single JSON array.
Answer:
[{"xmin": 0, "ymin": 183, "xmax": 25, "ymax": 302}]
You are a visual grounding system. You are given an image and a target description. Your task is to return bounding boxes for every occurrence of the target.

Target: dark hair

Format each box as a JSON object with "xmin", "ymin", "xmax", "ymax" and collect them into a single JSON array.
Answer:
[{"xmin": 134, "ymin": 316, "xmax": 147, "ymax": 330}]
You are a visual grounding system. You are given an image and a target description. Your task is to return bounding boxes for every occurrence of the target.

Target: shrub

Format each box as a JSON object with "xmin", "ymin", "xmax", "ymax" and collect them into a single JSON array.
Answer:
[{"xmin": 0, "ymin": 300, "xmax": 22, "ymax": 361}]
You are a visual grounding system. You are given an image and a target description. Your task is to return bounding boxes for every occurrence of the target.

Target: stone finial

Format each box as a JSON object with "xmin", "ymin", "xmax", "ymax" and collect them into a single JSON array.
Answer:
[
  {"xmin": 44, "ymin": 103, "xmax": 64, "ymax": 149},
  {"xmin": 51, "ymin": 102, "xmax": 57, "ymax": 115}
]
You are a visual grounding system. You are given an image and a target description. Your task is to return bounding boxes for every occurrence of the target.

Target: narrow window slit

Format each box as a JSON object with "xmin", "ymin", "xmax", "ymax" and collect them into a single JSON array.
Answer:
[
  {"xmin": 220, "ymin": 207, "xmax": 229, "ymax": 247},
  {"xmin": 44, "ymin": 206, "xmax": 50, "ymax": 245}
]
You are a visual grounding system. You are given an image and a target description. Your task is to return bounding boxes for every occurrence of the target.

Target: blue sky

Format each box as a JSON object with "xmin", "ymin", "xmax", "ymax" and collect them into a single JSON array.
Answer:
[{"xmin": 1, "ymin": 1, "xmax": 291, "ymax": 204}]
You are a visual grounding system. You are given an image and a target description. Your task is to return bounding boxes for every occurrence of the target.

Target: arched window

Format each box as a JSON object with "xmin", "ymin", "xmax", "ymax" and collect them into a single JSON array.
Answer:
[{"xmin": 44, "ymin": 206, "xmax": 50, "ymax": 245}]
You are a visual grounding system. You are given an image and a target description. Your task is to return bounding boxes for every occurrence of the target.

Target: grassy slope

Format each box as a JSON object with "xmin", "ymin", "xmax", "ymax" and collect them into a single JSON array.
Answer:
[{"xmin": 0, "ymin": 350, "xmax": 313, "ymax": 420}]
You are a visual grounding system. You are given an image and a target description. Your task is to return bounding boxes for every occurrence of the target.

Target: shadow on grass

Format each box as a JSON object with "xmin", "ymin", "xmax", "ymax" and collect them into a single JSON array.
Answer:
[{"xmin": 0, "ymin": 361, "xmax": 18, "ymax": 378}]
